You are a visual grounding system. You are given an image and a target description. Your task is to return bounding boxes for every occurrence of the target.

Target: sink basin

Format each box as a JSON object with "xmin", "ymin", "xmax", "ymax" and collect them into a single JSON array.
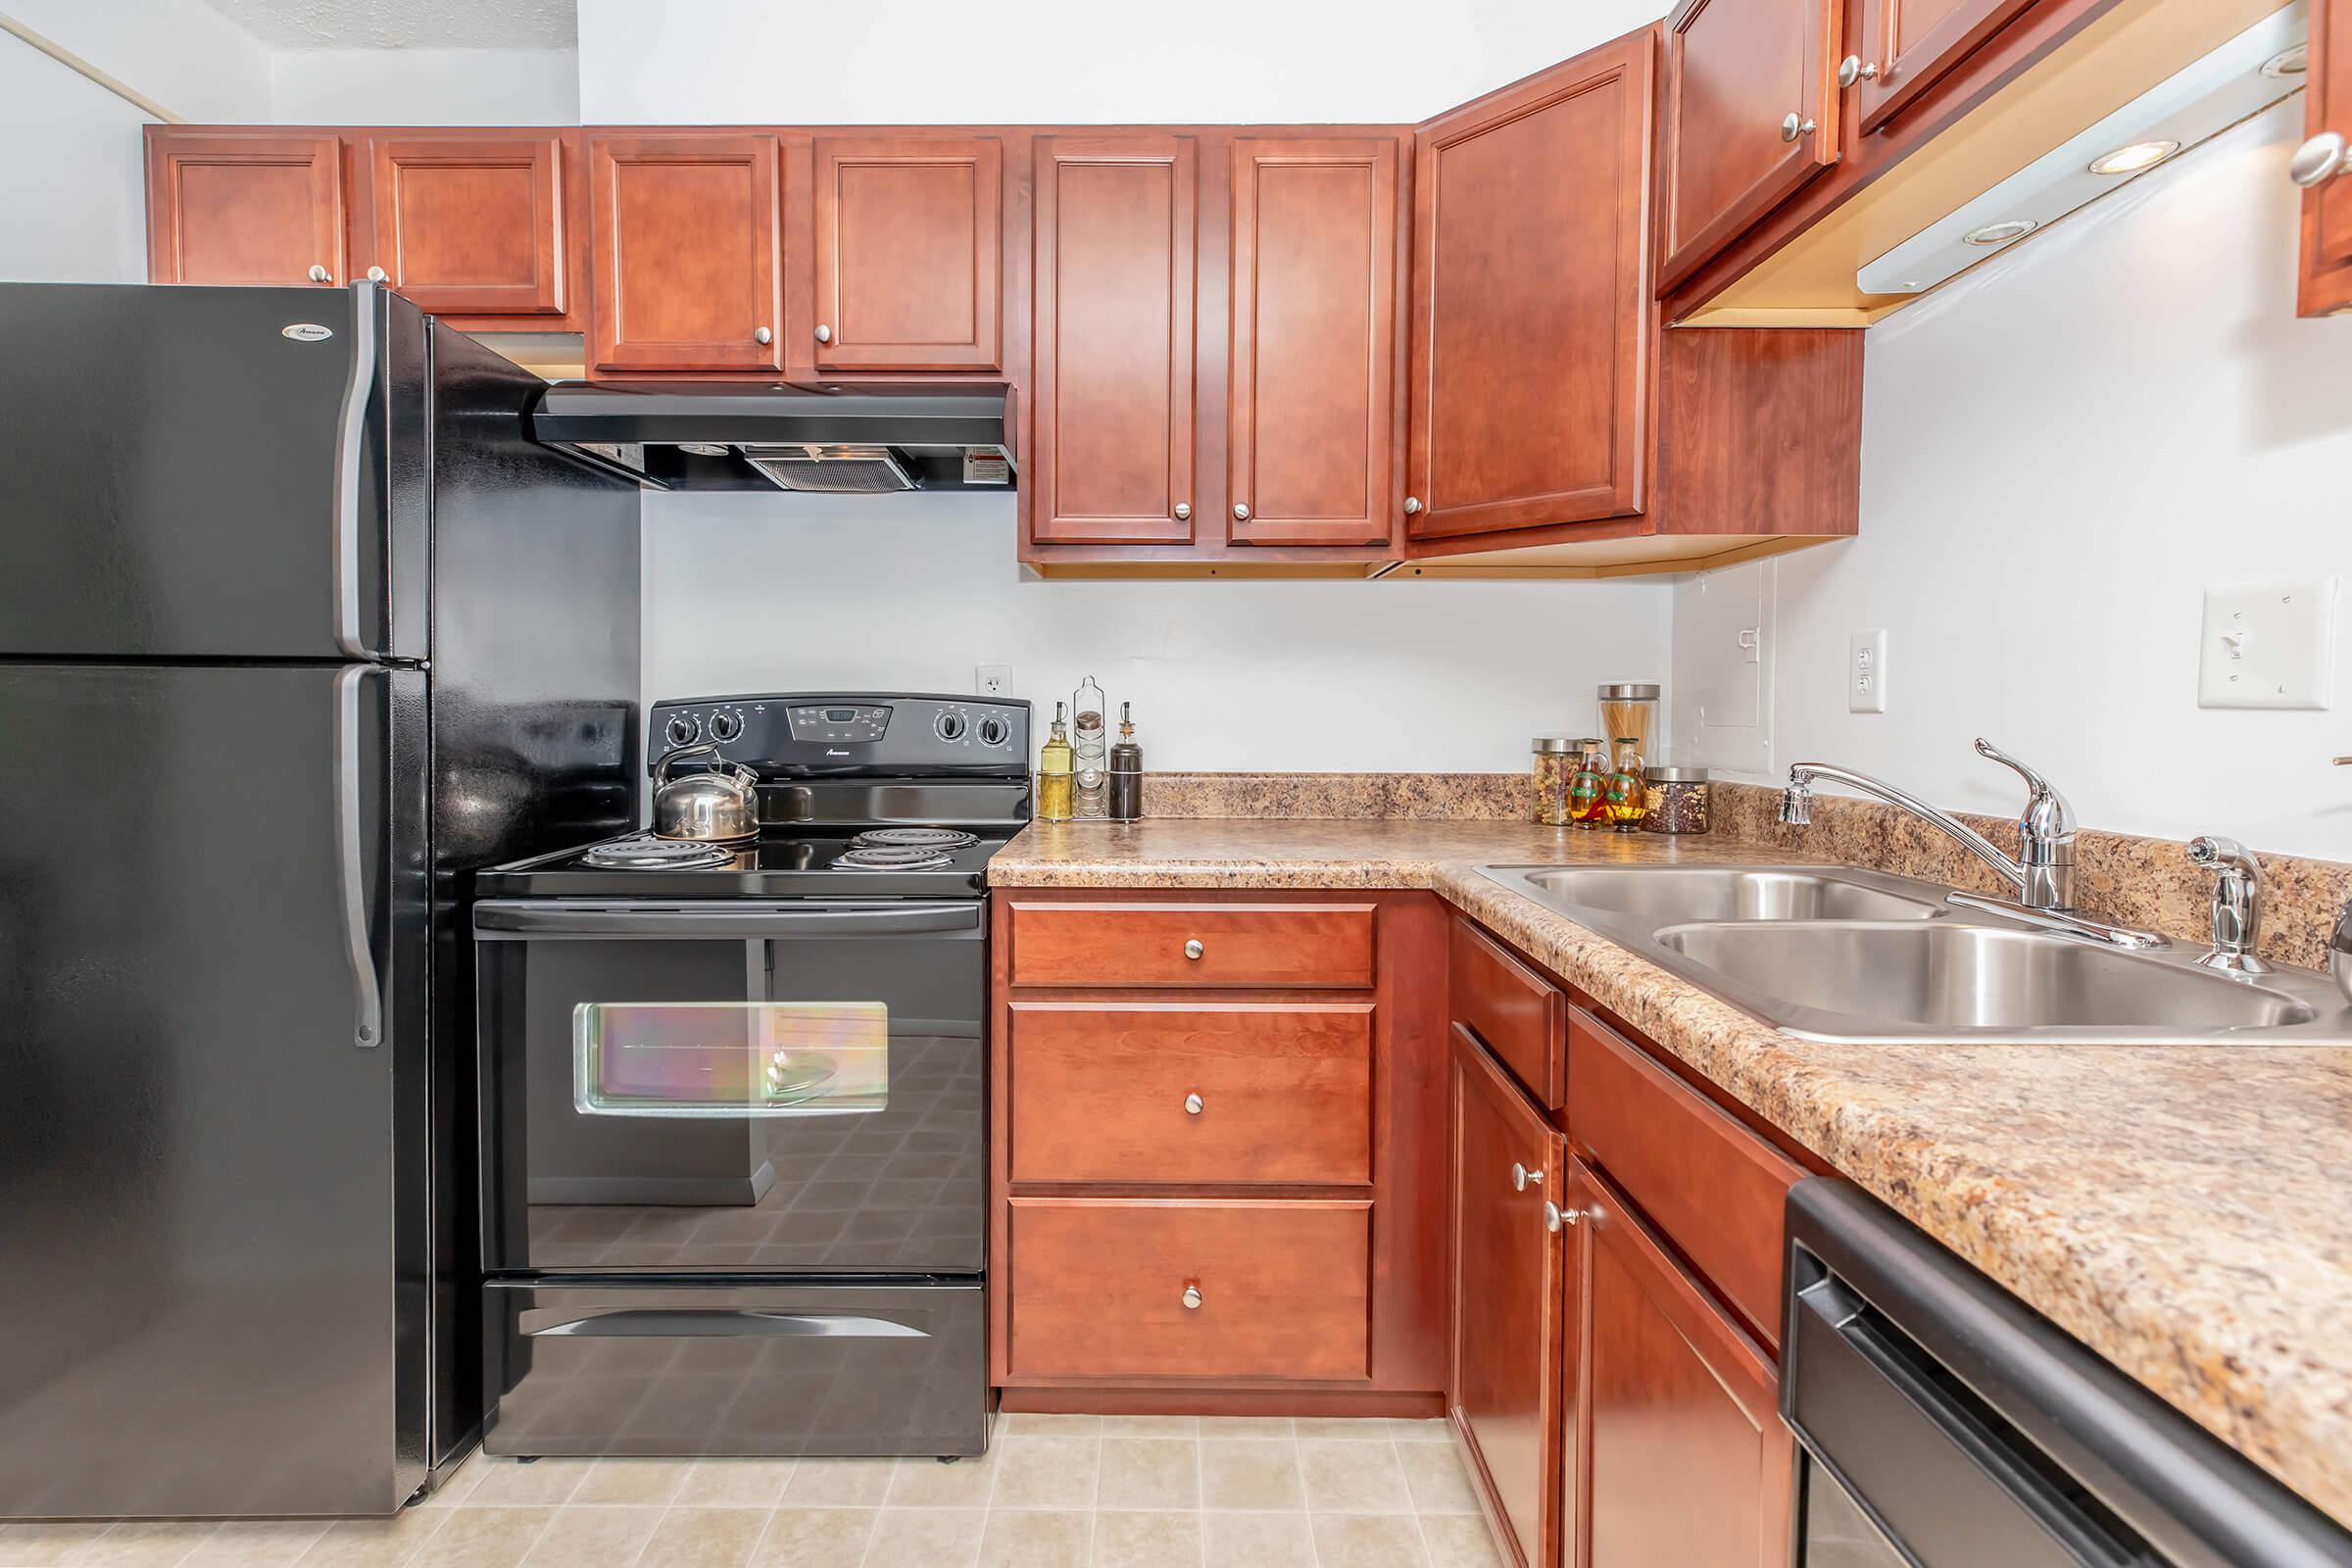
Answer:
[
  {"xmin": 1513, "ymin": 865, "xmax": 1943, "ymax": 925},
  {"xmin": 1654, "ymin": 921, "xmax": 2319, "ymax": 1037}
]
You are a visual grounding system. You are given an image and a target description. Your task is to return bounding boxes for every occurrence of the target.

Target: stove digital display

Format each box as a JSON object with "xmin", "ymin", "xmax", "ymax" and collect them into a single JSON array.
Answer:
[{"xmin": 788, "ymin": 704, "xmax": 890, "ymax": 744}]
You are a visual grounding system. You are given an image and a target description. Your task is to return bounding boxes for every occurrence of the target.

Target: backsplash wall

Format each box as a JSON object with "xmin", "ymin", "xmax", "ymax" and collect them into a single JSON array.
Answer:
[{"xmin": 640, "ymin": 490, "xmax": 1672, "ymax": 773}]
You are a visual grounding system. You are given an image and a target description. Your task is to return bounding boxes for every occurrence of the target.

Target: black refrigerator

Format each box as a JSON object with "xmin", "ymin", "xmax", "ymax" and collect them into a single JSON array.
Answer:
[{"xmin": 0, "ymin": 282, "xmax": 641, "ymax": 1518}]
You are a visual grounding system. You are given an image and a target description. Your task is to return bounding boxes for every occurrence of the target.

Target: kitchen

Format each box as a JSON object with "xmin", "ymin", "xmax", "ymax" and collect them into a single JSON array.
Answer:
[{"xmin": 2, "ymin": 0, "xmax": 2351, "ymax": 1565}]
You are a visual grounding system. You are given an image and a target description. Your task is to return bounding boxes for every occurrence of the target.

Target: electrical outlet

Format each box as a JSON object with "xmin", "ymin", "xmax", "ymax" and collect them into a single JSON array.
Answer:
[
  {"xmin": 1849, "ymin": 630, "xmax": 1888, "ymax": 713},
  {"xmin": 975, "ymin": 664, "xmax": 1013, "ymax": 698}
]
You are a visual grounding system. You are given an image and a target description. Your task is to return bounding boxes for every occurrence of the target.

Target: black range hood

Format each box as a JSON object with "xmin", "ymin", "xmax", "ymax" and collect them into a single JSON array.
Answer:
[{"xmin": 527, "ymin": 381, "xmax": 1015, "ymax": 494}]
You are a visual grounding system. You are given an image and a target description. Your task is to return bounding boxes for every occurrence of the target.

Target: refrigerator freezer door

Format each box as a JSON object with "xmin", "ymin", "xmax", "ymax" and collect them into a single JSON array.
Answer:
[
  {"xmin": 0, "ymin": 662, "xmax": 428, "ymax": 1517},
  {"xmin": 0, "ymin": 282, "xmax": 426, "ymax": 661}
]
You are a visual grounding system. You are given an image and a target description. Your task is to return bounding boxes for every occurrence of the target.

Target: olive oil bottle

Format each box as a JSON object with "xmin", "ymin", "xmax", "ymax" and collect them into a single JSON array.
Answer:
[{"xmin": 1037, "ymin": 703, "xmax": 1075, "ymax": 822}]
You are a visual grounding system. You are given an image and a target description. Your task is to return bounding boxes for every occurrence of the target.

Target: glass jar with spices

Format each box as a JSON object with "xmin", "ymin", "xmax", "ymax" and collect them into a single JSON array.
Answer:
[
  {"xmin": 1603, "ymin": 738, "xmax": 1647, "ymax": 832},
  {"xmin": 1642, "ymin": 765, "xmax": 1710, "ymax": 835},
  {"xmin": 1569, "ymin": 739, "xmax": 1612, "ymax": 829},
  {"xmin": 1533, "ymin": 737, "xmax": 1579, "ymax": 826}
]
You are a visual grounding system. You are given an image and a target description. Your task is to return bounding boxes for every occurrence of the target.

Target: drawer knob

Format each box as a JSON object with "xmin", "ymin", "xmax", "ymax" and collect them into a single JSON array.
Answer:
[
  {"xmin": 1181, "ymin": 1284, "xmax": 1203, "ymax": 1310},
  {"xmin": 308, "ymin": 264, "xmax": 331, "ymax": 283},
  {"xmin": 754, "ymin": 325, "xmax": 773, "ymax": 346},
  {"xmin": 1511, "ymin": 1161, "xmax": 1544, "ymax": 1191},
  {"xmin": 1184, "ymin": 1092, "xmax": 1204, "ymax": 1115},
  {"xmin": 814, "ymin": 323, "xmax": 833, "ymax": 344},
  {"xmin": 1183, "ymin": 939, "xmax": 1204, "ymax": 959},
  {"xmin": 1781, "ymin": 112, "xmax": 1817, "ymax": 142},
  {"xmin": 1544, "ymin": 1200, "xmax": 1577, "ymax": 1233}
]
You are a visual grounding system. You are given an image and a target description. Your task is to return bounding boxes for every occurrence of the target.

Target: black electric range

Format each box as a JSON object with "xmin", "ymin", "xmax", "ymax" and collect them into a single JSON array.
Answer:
[{"xmin": 471, "ymin": 693, "xmax": 1027, "ymax": 1462}]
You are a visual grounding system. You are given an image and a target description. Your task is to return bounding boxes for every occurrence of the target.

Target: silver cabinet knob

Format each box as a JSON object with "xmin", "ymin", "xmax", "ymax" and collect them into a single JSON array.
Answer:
[
  {"xmin": 308, "ymin": 264, "xmax": 331, "ymax": 283},
  {"xmin": 1544, "ymin": 1200, "xmax": 1579, "ymax": 1233},
  {"xmin": 1402, "ymin": 496, "xmax": 1422, "ymax": 515},
  {"xmin": 1181, "ymin": 1285, "xmax": 1202, "ymax": 1310},
  {"xmin": 1510, "ymin": 1161, "xmax": 1544, "ymax": 1191},
  {"xmin": 754, "ymin": 326, "xmax": 773, "ymax": 345},
  {"xmin": 1184, "ymin": 1092, "xmax": 1204, "ymax": 1115},
  {"xmin": 1174, "ymin": 502, "xmax": 1192, "ymax": 521},
  {"xmin": 1838, "ymin": 55, "xmax": 1880, "ymax": 87},
  {"xmin": 1183, "ymin": 939, "xmax": 1204, "ymax": 959},
  {"xmin": 2292, "ymin": 131, "xmax": 2348, "ymax": 187},
  {"xmin": 813, "ymin": 323, "xmax": 833, "ymax": 344},
  {"xmin": 1232, "ymin": 503, "xmax": 1250, "ymax": 522},
  {"xmin": 1781, "ymin": 113, "xmax": 1817, "ymax": 142},
  {"xmin": 365, "ymin": 265, "xmax": 387, "ymax": 282}
]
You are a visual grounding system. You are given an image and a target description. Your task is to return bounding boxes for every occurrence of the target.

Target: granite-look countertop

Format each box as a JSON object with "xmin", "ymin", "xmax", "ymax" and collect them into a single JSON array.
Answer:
[{"xmin": 989, "ymin": 817, "xmax": 2352, "ymax": 1530}]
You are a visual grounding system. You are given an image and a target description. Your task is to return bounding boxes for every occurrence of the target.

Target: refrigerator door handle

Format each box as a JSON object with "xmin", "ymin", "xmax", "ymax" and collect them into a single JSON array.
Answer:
[
  {"xmin": 332, "ymin": 283, "xmax": 379, "ymax": 659},
  {"xmin": 335, "ymin": 664, "xmax": 385, "ymax": 1048}
]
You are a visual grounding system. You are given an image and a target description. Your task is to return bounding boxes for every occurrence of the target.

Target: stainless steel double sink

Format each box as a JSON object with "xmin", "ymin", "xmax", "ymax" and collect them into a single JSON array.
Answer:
[{"xmin": 1478, "ymin": 863, "xmax": 2352, "ymax": 1045}]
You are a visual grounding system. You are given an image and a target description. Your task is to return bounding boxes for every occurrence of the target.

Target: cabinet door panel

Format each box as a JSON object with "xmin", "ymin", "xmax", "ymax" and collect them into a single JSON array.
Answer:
[
  {"xmin": 1031, "ymin": 137, "xmax": 1198, "ymax": 544},
  {"xmin": 1658, "ymin": 0, "xmax": 1841, "ymax": 291},
  {"xmin": 146, "ymin": 133, "xmax": 344, "ymax": 286},
  {"xmin": 361, "ymin": 133, "xmax": 567, "ymax": 318},
  {"xmin": 1229, "ymin": 138, "xmax": 1398, "ymax": 547},
  {"xmin": 587, "ymin": 133, "xmax": 783, "ymax": 374},
  {"xmin": 2302, "ymin": 0, "xmax": 2352, "ymax": 316},
  {"xmin": 1854, "ymin": 0, "xmax": 2037, "ymax": 133},
  {"xmin": 1583, "ymin": 1166, "xmax": 1791, "ymax": 1568},
  {"xmin": 1449, "ymin": 1026, "xmax": 1567, "ymax": 1567},
  {"xmin": 813, "ymin": 137, "xmax": 1002, "ymax": 371},
  {"xmin": 1409, "ymin": 33, "xmax": 1654, "ymax": 541}
]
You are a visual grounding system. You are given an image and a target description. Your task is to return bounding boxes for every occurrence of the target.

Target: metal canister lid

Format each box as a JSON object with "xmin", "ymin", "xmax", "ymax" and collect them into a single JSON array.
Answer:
[
  {"xmin": 1597, "ymin": 682, "xmax": 1662, "ymax": 701},
  {"xmin": 1643, "ymin": 764, "xmax": 1709, "ymax": 782},
  {"xmin": 1533, "ymin": 736, "xmax": 1580, "ymax": 754}
]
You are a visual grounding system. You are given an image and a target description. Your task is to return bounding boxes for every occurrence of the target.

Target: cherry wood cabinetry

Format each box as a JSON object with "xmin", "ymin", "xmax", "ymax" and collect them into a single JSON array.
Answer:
[
  {"xmin": 1228, "ymin": 138, "xmax": 1399, "ymax": 547},
  {"xmin": 1448, "ymin": 1025, "xmax": 1572, "ymax": 1568},
  {"xmin": 354, "ymin": 131, "xmax": 578, "ymax": 327},
  {"xmin": 585, "ymin": 132, "xmax": 785, "ymax": 375},
  {"xmin": 991, "ymin": 890, "xmax": 1448, "ymax": 1413},
  {"xmin": 2301, "ymin": 0, "xmax": 2352, "ymax": 316},
  {"xmin": 1657, "ymin": 0, "xmax": 1843, "ymax": 292},
  {"xmin": 1407, "ymin": 34, "xmax": 1655, "ymax": 542},
  {"xmin": 145, "ymin": 132, "xmax": 345, "ymax": 286},
  {"xmin": 1850, "ymin": 0, "xmax": 2040, "ymax": 133},
  {"xmin": 1030, "ymin": 135, "xmax": 1199, "ymax": 544},
  {"xmin": 811, "ymin": 136, "xmax": 1003, "ymax": 371}
]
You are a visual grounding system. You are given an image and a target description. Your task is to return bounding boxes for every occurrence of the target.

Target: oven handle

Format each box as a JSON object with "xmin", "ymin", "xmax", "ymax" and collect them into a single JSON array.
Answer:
[
  {"xmin": 524, "ymin": 1309, "xmax": 929, "ymax": 1340},
  {"xmin": 473, "ymin": 900, "xmax": 983, "ymax": 938}
]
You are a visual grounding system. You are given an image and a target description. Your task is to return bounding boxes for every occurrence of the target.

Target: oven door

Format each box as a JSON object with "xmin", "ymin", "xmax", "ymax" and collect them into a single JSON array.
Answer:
[{"xmin": 476, "ymin": 900, "xmax": 985, "ymax": 1275}]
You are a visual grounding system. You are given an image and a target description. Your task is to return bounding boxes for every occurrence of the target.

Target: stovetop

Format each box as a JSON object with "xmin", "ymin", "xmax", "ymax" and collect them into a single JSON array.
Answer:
[{"xmin": 476, "ymin": 824, "xmax": 1012, "ymax": 900}]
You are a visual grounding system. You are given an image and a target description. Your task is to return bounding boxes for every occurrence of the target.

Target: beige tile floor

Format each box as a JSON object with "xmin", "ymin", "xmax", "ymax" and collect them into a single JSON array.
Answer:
[{"xmin": 0, "ymin": 1415, "xmax": 1503, "ymax": 1568}]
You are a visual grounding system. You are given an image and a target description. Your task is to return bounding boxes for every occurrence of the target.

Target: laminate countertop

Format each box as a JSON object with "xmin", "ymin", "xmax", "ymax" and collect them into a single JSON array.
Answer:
[{"xmin": 990, "ymin": 817, "xmax": 2352, "ymax": 1530}]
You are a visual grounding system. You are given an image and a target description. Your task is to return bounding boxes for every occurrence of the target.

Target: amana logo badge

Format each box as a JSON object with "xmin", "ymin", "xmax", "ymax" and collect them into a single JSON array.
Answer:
[{"xmin": 280, "ymin": 323, "xmax": 334, "ymax": 342}]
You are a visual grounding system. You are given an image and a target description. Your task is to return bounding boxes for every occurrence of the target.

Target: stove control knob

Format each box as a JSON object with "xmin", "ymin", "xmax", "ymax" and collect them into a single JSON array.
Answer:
[
  {"xmin": 935, "ymin": 710, "xmax": 969, "ymax": 742},
  {"xmin": 664, "ymin": 713, "xmax": 700, "ymax": 749},
  {"xmin": 709, "ymin": 710, "xmax": 744, "ymax": 743},
  {"xmin": 976, "ymin": 715, "xmax": 1009, "ymax": 748}
]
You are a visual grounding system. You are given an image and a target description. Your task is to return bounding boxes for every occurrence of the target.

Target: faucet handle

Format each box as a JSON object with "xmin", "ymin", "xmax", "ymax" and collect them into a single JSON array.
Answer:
[{"xmin": 1974, "ymin": 738, "xmax": 2077, "ymax": 840}]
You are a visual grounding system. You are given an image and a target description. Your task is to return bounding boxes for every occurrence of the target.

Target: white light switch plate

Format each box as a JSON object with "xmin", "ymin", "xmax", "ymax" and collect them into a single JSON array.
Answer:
[
  {"xmin": 1848, "ymin": 629, "xmax": 1888, "ymax": 713},
  {"xmin": 2198, "ymin": 579, "xmax": 2337, "ymax": 710}
]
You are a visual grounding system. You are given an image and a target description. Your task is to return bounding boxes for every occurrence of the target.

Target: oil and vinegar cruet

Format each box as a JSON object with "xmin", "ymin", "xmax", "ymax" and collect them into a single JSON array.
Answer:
[{"xmin": 1037, "ymin": 703, "xmax": 1074, "ymax": 821}]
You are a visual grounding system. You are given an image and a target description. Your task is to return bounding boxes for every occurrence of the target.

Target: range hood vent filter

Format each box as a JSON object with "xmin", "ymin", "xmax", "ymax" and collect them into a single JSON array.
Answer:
[{"xmin": 742, "ymin": 444, "xmax": 916, "ymax": 494}]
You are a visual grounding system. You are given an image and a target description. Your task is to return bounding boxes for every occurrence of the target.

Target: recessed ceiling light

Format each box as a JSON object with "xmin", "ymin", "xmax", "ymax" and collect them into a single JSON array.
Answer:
[
  {"xmin": 1963, "ymin": 220, "xmax": 2039, "ymax": 246},
  {"xmin": 2088, "ymin": 138, "xmax": 2181, "ymax": 174},
  {"xmin": 2262, "ymin": 42, "xmax": 2307, "ymax": 76}
]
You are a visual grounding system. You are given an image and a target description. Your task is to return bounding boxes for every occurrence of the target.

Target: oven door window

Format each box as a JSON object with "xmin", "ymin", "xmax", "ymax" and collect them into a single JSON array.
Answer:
[
  {"xmin": 575, "ymin": 1002, "xmax": 889, "ymax": 1117},
  {"xmin": 1799, "ymin": 1455, "xmax": 1911, "ymax": 1568}
]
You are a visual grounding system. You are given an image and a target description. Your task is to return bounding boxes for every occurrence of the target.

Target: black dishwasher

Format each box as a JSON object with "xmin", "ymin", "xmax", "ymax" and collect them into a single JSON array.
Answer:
[{"xmin": 1782, "ymin": 1179, "xmax": 2352, "ymax": 1568}]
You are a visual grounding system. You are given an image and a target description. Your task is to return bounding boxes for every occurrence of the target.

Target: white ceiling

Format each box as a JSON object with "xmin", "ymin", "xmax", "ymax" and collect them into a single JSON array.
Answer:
[{"xmin": 198, "ymin": 0, "xmax": 576, "ymax": 49}]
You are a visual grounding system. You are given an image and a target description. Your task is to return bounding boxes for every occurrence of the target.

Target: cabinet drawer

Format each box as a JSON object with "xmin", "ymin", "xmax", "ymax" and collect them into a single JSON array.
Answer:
[
  {"xmin": 1007, "ymin": 902, "xmax": 1376, "ymax": 989},
  {"xmin": 1006, "ymin": 1198, "xmax": 1371, "ymax": 1381},
  {"xmin": 1007, "ymin": 1003, "xmax": 1373, "ymax": 1185},
  {"xmin": 1449, "ymin": 918, "xmax": 1566, "ymax": 1108},
  {"xmin": 1568, "ymin": 1008, "xmax": 1803, "ymax": 1347}
]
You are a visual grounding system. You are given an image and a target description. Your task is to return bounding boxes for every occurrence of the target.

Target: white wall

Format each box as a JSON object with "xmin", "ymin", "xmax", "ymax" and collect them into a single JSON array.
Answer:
[
  {"xmin": 1676, "ymin": 100, "xmax": 2352, "ymax": 859},
  {"xmin": 0, "ymin": 34, "xmax": 152, "ymax": 281},
  {"xmin": 643, "ymin": 492, "xmax": 1673, "ymax": 773},
  {"xmin": 576, "ymin": 0, "xmax": 1673, "ymax": 125},
  {"xmin": 7, "ymin": 0, "xmax": 272, "ymax": 122},
  {"xmin": 267, "ymin": 47, "xmax": 580, "ymax": 125}
]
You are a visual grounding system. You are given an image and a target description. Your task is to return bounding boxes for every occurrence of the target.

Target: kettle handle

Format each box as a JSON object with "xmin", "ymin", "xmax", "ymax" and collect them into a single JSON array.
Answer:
[{"xmin": 656, "ymin": 741, "xmax": 717, "ymax": 787}]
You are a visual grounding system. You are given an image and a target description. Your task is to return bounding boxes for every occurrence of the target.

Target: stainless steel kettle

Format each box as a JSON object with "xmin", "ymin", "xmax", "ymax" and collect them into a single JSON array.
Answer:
[{"xmin": 652, "ymin": 742, "xmax": 758, "ymax": 842}]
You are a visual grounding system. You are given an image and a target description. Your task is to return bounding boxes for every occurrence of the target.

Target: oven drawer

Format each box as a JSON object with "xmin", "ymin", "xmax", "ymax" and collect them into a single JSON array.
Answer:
[
  {"xmin": 483, "ymin": 1281, "xmax": 986, "ymax": 1458},
  {"xmin": 1005, "ymin": 1198, "xmax": 1371, "ymax": 1381},
  {"xmin": 1006, "ymin": 901, "xmax": 1377, "ymax": 989},
  {"xmin": 1006, "ymin": 1002, "xmax": 1374, "ymax": 1184}
]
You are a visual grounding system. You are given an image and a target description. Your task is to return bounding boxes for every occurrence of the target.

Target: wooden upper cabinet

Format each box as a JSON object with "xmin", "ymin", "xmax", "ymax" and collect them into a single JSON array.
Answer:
[
  {"xmin": 1658, "ymin": 0, "xmax": 1841, "ymax": 292},
  {"xmin": 586, "ymin": 132, "xmax": 784, "ymax": 375},
  {"xmin": 1408, "ymin": 33, "xmax": 1655, "ymax": 542},
  {"xmin": 1582, "ymin": 1163, "xmax": 1792, "ymax": 1568},
  {"xmin": 1030, "ymin": 136, "xmax": 1198, "ymax": 545},
  {"xmin": 1449, "ymin": 1026, "xmax": 1570, "ymax": 1568},
  {"xmin": 2300, "ymin": 0, "xmax": 2352, "ymax": 316},
  {"xmin": 355, "ymin": 132, "xmax": 572, "ymax": 322},
  {"xmin": 1228, "ymin": 138, "xmax": 1400, "ymax": 548},
  {"xmin": 811, "ymin": 136, "xmax": 1003, "ymax": 372},
  {"xmin": 146, "ymin": 132, "xmax": 344, "ymax": 286},
  {"xmin": 1850, "ymin": 0, "xmax": 2039, "ymax": 134}
]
